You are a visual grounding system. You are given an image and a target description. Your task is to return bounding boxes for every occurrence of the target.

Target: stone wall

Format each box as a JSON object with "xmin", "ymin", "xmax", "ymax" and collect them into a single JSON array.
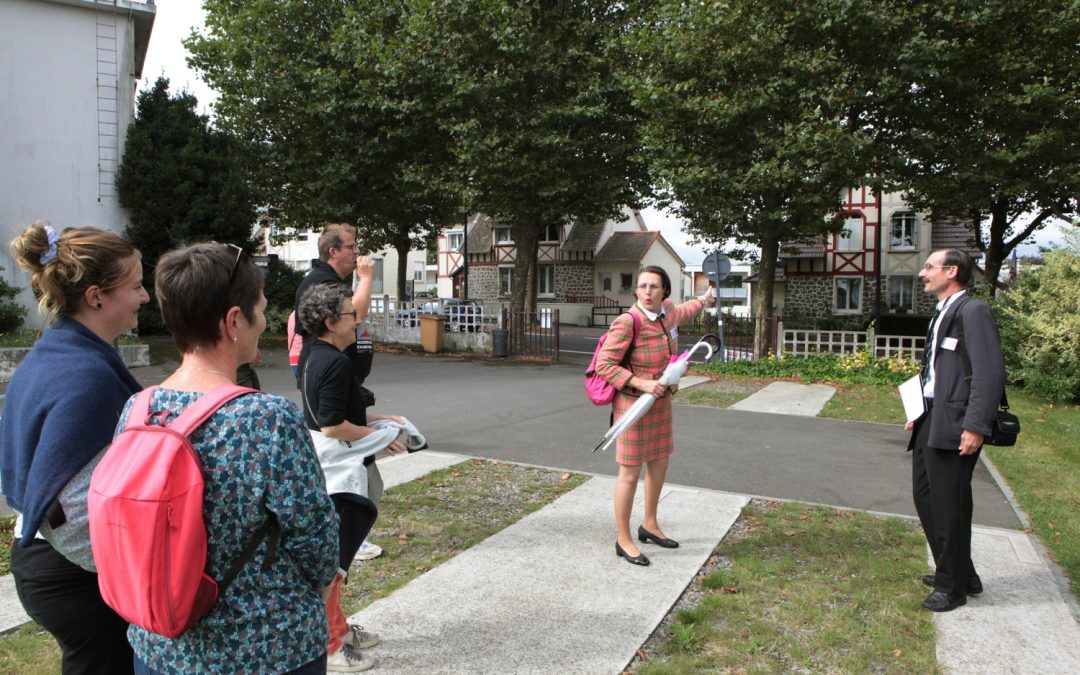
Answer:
[
  {"xmin": 555, "ymin": 263, "xmax": 593, "ymax": 301},
  {"xmin": 466, "ymin": 266, "xmax": 500, "ymax": 302},
  {"xmin": 782, "ymin": 276, "xmax": 881, "ymax": 330}
]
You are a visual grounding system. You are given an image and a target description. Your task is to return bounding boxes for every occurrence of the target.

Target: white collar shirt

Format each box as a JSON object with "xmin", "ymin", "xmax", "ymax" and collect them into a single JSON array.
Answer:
[
  {"xmin": 923, "ymin": 289, "xmax": 966, "ymax": 398},
  {"xmin": 635, "ymin": 302, "xmax": 666, "ymax": 322}
]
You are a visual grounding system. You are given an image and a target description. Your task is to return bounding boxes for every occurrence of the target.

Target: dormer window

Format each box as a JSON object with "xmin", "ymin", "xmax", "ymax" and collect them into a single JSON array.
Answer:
[{"xmin": 495, "ymin": 225, "xmax": 513, "ymax": 244}]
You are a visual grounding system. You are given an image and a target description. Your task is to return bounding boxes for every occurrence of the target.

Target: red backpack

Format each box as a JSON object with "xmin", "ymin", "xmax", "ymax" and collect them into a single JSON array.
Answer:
[
  {"xmin": 584, "ymin": 311, "xmax": 641, "ymax": 405},
  {"xmin": 88, "ymin": 385, "xmax": 277, "ymax": 638}
]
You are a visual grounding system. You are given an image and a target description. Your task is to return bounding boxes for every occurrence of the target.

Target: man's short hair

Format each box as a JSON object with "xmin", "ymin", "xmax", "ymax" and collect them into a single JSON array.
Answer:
[
  {"xmin": 317, "ymin": 223, "xmax": 356, "ymax": 261},
  {"xmin": 942, "ymin": 249, "xmax": 974, "ymax": 286}
]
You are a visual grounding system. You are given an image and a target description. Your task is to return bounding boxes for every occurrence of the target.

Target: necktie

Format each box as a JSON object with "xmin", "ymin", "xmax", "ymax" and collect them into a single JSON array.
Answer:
[{"xmin": 921, "ymin": 306, "xmax": 942, "ymax": 384}]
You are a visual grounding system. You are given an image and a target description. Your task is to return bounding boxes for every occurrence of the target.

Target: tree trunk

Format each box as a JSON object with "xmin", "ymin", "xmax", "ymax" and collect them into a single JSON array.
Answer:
[
  {"xmin": 526, "ymin": 247, "xmax": 538, "ymax": 316},
  {"xmin": 394, "ymin": 235, "xmax": 411, "ymax": 300},
  {"xmin": 754, "ymin": 235, "xmax": 780, "ymax": 359},
  {"xmin": 509, "ymin": 225, "xmax": 539, "ymax": 343},
  {"xmin": 981, "ymin": 199, "xmax": 1011, "ymax": 297}
]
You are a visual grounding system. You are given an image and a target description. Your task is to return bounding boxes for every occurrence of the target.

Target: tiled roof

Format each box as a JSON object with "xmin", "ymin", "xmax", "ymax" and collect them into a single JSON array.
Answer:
[
  {"xmin": 778, "ymin": 238, "xmax": 826, "ymax": 259},
  {"xmin": 594, "ymin": 232, "xmax": 659, "ymax": 262},
  {"xmin": 931, "ymin": 217, "xmax": 980, "ymax": 254},
  {"xmin": 562, "ymin": 221, "xmax": 604, "ymax": 251},
  {"xmin": 466, "ymin": 214, "xmax": 494, "ymax": 252},
  {"xmin": 746, "ymin": 267, "xmax": 785, "ymax": 283}
]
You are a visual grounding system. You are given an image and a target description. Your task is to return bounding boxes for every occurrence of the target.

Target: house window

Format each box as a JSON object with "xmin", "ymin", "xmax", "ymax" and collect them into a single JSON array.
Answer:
[
  {"xmin": 538, "ymin": 265, "xmax": 555, "ymax": 296},
  {"xmin": 603, "ymin": 277, "xmax": 612, "ymax": 292},
  {"xmin": 836, "ymin": 216, "xmax": 863, "ymax": 251},
  {"xmin": 448, "ymin": 231, "xmax": 464, "ymax": 250},
  {"xmin": 373, "ymin": 258, "xmax": 384, "ymax": 295},
  {"xmin": 834, "ymin": 277, "xmax": 862, "ymax": 313},
  {"xmin": 541, "ymin": 224, "xmax": 560, "ymax": 243},
  {"xmin": 620, "ymin": 273, "xmax": 633, "ymax": 290},
  {"xmin": 495, "ymin": 225, "xmax": 513, "ymax": 244},
  {"xmin": 890, "ymin": 212, "xmax": 917, "ymax": 250},
  {"xmin": 889, "ymin": 276, "xmax": 915, "ymax": 313},
  {"xmin": 413, "ymin": 261, "xmax": 425, "ymax": 282},
  {"xmin": 499, "ymin": 267, "xmax": 513, "ymax": 295}
]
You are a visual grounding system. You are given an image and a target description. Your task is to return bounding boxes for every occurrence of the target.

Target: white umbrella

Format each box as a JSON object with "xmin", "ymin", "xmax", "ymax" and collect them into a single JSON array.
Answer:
[{"xmin": 593, "ymin": 337, "xmax": 718, "ymax": 453}]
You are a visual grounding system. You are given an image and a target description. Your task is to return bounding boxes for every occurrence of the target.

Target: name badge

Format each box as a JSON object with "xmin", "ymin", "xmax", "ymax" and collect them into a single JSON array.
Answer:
[
  {"xmin": 669, "ymin": 327, "xmax": 679, "ymax": 340},
  {"xmin": 941, "ymin": 337, "xmax": 958, "ymax": 351}
]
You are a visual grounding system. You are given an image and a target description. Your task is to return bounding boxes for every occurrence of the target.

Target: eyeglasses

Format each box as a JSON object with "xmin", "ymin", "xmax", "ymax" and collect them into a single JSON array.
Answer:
[
  {"xmin": 636, "ymin": 283, "xmax": 664, "ymax": 291},
  {"xmin": 337, "ymin": 310, "xmax": 357, "ymax": 319},
  {"xmin": 921, "ymin": 263, "xmax": 956, "ymax": 270},
  {"xmin": 336, "ymin": 243, "xmax": 358, "ymax": 251},
  {"xmin": 211, "ymin": 242, "xmax": 247, "ymax": 316}
]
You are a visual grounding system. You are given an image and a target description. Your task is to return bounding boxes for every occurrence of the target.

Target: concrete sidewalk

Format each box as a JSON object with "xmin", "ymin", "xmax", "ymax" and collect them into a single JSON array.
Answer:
[{"xmin": 359, "ymin": 458, "xmax": 747, "ymax": 674}]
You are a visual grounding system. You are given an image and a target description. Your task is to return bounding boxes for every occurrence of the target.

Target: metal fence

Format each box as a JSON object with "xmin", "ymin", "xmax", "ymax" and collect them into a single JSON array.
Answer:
[
  {"xmin": 368, "ymin": 296, "xmax": 488, "ymax": 334},
  {"xmin": 502, "ymin": 308, "xmax": 559, "ymax": 361}
]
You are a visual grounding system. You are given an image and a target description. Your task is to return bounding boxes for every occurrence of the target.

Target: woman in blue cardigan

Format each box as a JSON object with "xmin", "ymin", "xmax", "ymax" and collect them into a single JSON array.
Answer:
[{"xmin": 1, "ymin": 222, "xmax": 148, "ymax": 674}]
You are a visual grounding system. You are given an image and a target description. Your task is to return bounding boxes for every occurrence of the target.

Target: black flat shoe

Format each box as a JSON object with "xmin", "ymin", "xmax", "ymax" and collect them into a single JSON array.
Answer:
[
  {"xmin": 638, "ymin": 525, "xmax": 679, "ymax": 549},
  {"xmin": 922, "ymin": 590, "xmax": 966, "ymax": 612},
  {"xmin": 615, "ymin": 542, "xmax": 650, "ymax": 566},
  {"xmin": 922, "ymin": 574, "xmax": 983, "ymax": 595}
]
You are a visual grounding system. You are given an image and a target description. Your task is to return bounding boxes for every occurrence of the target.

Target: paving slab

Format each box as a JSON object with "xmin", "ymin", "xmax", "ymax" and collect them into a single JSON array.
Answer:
[
  {"xmin": 0, "ymin": 575, "xmax": 28, "ymax": 635},
  {"xmin": 349, "ymin": 476, "xmax": 748, "ymax": 674},
  {"xmin": 728, "ymin": 381, "xmax": 836, "ymax": 416},
  {"xmin": 935, "ymin": 526, "xmax": 1080, "ymax": 674}
]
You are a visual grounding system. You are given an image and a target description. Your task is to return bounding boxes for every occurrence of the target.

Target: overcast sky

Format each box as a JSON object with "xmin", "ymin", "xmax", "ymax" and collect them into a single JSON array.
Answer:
[{"xmin": 141, "ymin": 2, "xmax": 1069, "ymax": 263}]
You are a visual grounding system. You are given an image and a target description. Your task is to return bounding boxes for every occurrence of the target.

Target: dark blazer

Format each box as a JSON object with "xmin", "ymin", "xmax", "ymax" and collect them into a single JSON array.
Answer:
[{"xmin": 915, "ymin": 293, "xmax": 1006, "ymax": 451}]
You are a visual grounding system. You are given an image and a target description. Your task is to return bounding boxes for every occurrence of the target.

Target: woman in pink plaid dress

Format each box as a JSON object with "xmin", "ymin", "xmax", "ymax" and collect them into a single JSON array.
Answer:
[{"xmin": 595, "ymin": 266, "xmax": 715, "ymax": 566}]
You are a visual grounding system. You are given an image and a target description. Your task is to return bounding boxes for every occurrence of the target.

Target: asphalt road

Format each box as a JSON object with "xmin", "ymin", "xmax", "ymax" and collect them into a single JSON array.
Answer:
[{"xmin": 245, "ymin": 348, "xmax": 1021, "ymax": 529}]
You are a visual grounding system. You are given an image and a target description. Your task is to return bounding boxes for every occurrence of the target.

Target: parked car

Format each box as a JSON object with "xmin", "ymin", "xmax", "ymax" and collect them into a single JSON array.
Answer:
[{"xmin": 397, "ymin": 299, "xmax": 482, "ymax": 332}]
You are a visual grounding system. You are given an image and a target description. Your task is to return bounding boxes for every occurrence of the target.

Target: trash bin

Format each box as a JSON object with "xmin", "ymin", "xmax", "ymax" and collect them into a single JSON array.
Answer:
[
  {"xmin": 492, "ymin": 329, "xmax": 509, "ymax": 358},
  {"xmin": 419, "ymin": 314, "xmax": 445, "ymax": 353}
]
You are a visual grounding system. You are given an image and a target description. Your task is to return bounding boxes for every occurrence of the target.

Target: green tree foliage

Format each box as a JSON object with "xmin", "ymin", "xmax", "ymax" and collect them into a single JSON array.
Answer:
[
  {"xmin": 116, "ymin": 77, "xmax": 257, "ymax": 332},
  {"xmin": 401, "ymin": 0, "xmax": 650, "ymax": 314},
  {"xmin": 0, "ymin": 266, "xmax": 28, "ymax": 333},
  {"xmin": 995, "ymin": 230, "xmax": 1080, "ymax": 402},
  {"xmin": 262, "ymin": 256, "xmax": 304, "ymax": 313},
  {"xmin": 623, "ymin": 0, "xmax": 879, "ymax": 355},
  {"xmin": 187, "ymin": 0, "xmax": 462, "ymax": 299},
  {"xmin": 871, "ymin": 0, "xmax": 1080, "ymax": 295}
]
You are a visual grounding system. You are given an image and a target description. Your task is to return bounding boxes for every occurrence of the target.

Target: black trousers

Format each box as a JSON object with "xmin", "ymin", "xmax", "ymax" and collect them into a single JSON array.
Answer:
[
  {"xmin": 331, "ymin": 493, "xmax": 378, "ymax": 572},
  {"xmin": 911, "ymin": 406, "xmax": 981, "ymax": 597},
  {"xmin": 10, "ymin": 539, "xmax": 134, "ymax": 675}
]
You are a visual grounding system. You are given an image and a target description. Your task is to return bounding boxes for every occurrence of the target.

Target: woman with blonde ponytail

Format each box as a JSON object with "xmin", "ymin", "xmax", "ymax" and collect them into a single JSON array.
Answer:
[{"xmin": 1, "ymin": 221, "xmax": 147, "ymax": 674}]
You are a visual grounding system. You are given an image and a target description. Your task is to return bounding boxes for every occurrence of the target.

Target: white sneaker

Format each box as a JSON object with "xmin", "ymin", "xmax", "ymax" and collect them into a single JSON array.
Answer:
[
  {"xmin": 327, "ymin": 645, "xmax": 375, "ymax": 673},
  {"xmin": 354, "ymin": 540, "xmax": 383, "ymax": 561},
  {"xmin": 343, "ymin": 624, "xmax": 380, "ymax": 650}
]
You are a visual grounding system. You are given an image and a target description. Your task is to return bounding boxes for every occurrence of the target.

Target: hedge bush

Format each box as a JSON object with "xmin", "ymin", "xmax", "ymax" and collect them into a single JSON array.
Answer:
[{"xmin": 696, "ymin": 350, "xmax": 919, "ymax": 386}]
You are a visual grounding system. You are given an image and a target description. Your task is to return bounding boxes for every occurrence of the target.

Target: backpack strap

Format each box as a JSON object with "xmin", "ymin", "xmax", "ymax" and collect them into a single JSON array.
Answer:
[
  {"xmin": 165, "ymin": 385, "xmax": 260, "ymax": 435},
  {"xmin": 218, "ymin": 512, "xmax": 280, "ymax": 595}
]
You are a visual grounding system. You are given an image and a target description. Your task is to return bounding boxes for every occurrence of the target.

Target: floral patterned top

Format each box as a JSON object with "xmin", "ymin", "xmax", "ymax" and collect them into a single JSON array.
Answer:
[{"xmin": 117, "ymin": 388, "xmax": 339, "ymax": 674}]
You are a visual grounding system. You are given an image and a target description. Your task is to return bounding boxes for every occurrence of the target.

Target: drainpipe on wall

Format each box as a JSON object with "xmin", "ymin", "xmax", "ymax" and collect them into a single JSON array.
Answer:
[{"xmin": 873, "ymin": 187, "xmax": 882, "ymax": 331}]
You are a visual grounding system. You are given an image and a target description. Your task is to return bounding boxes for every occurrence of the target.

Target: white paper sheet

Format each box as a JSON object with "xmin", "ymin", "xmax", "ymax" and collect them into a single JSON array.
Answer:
[{"xmin": 899, "ymin": 374, "xmax": 925, "ymax": 424}]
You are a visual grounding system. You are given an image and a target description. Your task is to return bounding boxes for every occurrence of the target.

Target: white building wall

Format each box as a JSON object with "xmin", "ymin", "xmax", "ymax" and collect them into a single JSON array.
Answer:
[{"xmin": 1, "ymin": 0, "xmax": 154, "ymax": 327}]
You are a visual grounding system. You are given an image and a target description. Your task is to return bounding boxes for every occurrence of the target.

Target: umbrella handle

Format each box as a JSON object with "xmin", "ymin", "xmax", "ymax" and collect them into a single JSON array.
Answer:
[{"xmin": 685, "ymin": 339, "xmax": 715, "ymax": 363}]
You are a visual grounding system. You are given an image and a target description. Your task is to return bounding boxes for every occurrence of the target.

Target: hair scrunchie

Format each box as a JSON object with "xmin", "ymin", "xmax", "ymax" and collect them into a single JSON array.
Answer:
[{"xmin": 39, "ymin": 225, "xmax": 60, "ymax": 266}]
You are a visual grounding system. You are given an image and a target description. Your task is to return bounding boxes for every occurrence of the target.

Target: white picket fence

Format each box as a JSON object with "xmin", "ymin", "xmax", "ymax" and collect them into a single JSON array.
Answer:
[{"xmin": 777, "ymin": 322, "xmax": 924, "ymax": 361}]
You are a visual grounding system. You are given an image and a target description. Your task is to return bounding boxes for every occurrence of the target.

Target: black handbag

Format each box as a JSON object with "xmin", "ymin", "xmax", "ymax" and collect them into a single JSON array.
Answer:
[{"xmin": 985, "ymin": 396, "xmax": 1020, "ymax": 447}]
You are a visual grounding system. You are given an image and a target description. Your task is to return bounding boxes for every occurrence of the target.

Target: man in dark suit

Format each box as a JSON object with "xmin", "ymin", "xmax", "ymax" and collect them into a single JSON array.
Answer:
[{"xmin": 906, "ymin": 249, "xmax": 1006, "ymax": 612}]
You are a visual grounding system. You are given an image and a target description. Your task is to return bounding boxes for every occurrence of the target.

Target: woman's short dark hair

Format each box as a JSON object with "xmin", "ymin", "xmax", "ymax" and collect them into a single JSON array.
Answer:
[
  {"xmin": 297, "ymin": 283, "xmax": 351, "ymax": 338},
  {"xmin": 639, "ymin": 265, "xmax": 672, "ymax": 300},
  {"xmin": 155, "ymin": 243, "xmax": 264, "ymax": 353},
  {"xmin": 942, "ymin": 249, "xmax": 974, "ymax": 286}
]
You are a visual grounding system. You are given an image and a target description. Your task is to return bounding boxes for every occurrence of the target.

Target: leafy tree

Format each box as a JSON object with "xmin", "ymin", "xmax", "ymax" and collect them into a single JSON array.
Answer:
[
  {"xmin": 0, "ymin": 266, "xmax": 27, "ymax": 333},
  {"xmin": 262, "ymin": 256, "xmax": 304, "ymax": 313},
  {"xmin": 116, "ymin": 77, "xmax": 257, "ymax": 331},
  {"xmin": 624, "ymin": 0, "xmax": 879, "ymax": 355},
  {"xmin": 871, "ymin": 0, "xmax": 1080, "ymax": 295},
  {"xmin": 187, "ymin": 0, "xmax": 462, "ymax": 299},
  {"xmin": 400, "ymin": 0, "xmax": 651, "ymax": 315},
  {"xmin": 995, "ymin": 230, "xmax": 1080, "ymax": 402}
]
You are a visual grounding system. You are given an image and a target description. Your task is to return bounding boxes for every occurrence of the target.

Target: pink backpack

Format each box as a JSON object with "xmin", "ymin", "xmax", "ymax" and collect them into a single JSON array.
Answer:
[
  {"xmin": 584, "ymin": 311, "xmax": 641, "ymax": 405},
  {"xmin": 88, "ymin": 385, "xmax": 275, "ymax": 638}
]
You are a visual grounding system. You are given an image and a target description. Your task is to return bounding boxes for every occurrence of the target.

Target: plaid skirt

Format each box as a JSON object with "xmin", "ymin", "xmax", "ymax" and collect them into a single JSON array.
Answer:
[{"xmin": 612, "ymin": 392, "xmax": 674, "ymax": 466}]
